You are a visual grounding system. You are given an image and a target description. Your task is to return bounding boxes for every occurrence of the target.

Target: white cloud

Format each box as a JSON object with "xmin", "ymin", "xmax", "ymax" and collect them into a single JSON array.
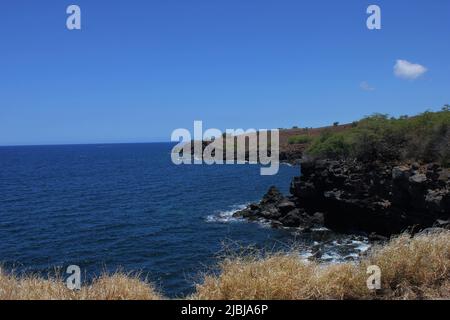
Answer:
[
  {"xmin": 360, "ymin": 81, "xmax": 375, "ymax": 91},
  {"xmin": 394, "ymin": 59, "xmax": 427, "ymax": 80}
]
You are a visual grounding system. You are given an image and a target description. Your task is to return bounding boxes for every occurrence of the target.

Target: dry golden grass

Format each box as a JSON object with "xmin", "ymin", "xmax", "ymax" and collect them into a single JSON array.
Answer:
[
  {"xmin": 0, "ymin": 270, "xmax": 163, "ymax": 300},
  {"xmin": 193, "ymin": 230, "xmax": 450, "ymax": 300},
  {"xmin": 1, "ymin": 231, "xmax": 448, "ymax": 300}
]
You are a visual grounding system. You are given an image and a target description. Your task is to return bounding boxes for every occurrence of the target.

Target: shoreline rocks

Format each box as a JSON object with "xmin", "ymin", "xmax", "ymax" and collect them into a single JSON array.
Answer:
[
  {"xmin": 234, "ymin": 159, "xmax": 450, "ymax": 237},
  {"xmin": 233, "ymin": 186, "xmax": 324, "ymax": 230}
]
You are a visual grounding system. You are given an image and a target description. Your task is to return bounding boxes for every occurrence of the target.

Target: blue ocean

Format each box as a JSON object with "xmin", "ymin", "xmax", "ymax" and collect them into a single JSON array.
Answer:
[
  {"xmin": 0, "ymin": 143, "xmax": 370, "ymax": 297},
  {"xmin": 0, "ymin": 143, "xmax": 303, "ymax": 297}
]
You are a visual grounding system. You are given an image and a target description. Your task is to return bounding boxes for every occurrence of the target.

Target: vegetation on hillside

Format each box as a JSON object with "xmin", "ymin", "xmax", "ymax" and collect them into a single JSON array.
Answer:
[
  {"xmin": 288, "ymin": 135, "xmax": 313, "ymax": 145},
  {"xmin": 290, "ymin": 107, "xmax": 450, "ymax": 166},
  {"xmin": 1, "ymin": 231, "xmax": 449, "ymax": 300}
]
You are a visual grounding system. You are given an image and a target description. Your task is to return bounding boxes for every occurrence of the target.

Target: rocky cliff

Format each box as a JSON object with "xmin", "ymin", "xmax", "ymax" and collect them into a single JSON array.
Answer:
[{"xmin": 234, "ymin": 160, "xmax": 450, "ymax": 236}]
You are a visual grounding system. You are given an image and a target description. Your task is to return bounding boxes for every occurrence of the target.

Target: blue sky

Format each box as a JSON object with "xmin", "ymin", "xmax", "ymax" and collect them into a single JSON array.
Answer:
[{"xmin": 0, "ymin": 0, "xmax": 449, "ymax": 145}]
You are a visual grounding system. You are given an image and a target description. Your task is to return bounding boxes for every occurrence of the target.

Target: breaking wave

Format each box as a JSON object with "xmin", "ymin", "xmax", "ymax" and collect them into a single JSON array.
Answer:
[{"xmin": 205, "ymin": 204, "xmax": 249, "ymax": 223}]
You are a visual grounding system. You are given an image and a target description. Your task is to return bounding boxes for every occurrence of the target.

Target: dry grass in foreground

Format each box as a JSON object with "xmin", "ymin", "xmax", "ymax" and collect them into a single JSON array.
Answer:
[
  {"xmin": 0, "ymin": 271, "xmax": 162, "ymax": 300},
  {"xmin": 1, "ymin": 230, "xmax": 449, "ymax": 300},
  {"xmin": 193, "ymin": 230, "xmax": 450, "ymax": 300}
]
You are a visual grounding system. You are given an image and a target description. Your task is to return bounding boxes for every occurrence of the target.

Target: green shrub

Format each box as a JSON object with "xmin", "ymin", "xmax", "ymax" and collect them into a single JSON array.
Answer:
[
  {"xmin": 288, "ymin": 135, "xmax": 313, "ymax": 145},
  {"xmin": 307, "ymin": 132, "xmax": 350, "ymax": 158},
  {"xmin": 304, "ymin": 108, "xmax": 450, "ymax": 165}
]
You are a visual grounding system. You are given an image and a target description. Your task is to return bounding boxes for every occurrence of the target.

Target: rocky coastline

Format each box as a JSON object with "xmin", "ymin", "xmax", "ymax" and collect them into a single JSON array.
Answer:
[{"xmin": 234, "ymin": 159, "xmax": 450, "ymax": 237}]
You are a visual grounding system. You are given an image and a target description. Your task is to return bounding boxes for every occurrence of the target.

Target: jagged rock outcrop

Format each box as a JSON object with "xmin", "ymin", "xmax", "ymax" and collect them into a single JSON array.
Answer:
[
  {"xmin": 290, "ymin": 160, "xmax": 449, "ymax": 235},
  {"xmin": 236, "ymin": 159, "xmax": 449, "ymax": 236},
  {"xmin": 233, "ymin": 186, "xmax": 324, "ymax": 229}
]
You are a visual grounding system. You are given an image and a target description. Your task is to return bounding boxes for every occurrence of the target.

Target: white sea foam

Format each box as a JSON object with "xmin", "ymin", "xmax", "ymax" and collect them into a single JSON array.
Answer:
[
  {"xmin": 311, "ymin": 227, "xmax": 330, "ymax": 232},
  {"xmin": 351, "ymin": 240, "xmax": 371, "ymax": 253},
  {"xmin": 281, "ymin": 162, "xmax": 294, "ymax": 167},
  {"xmin": 298, "ymin": 236, "xmax": 371, "ymax": 264},
  {"xmin": 205, "ymin": 204, "xmax": 248, "ymax": 223},
  {"xmin": 206, "ymin": 205, "xmax": 371, "ymax": 264},
  {"xmin": 299, "ymin": 251, "xmax": 314, "ymax": 261}
]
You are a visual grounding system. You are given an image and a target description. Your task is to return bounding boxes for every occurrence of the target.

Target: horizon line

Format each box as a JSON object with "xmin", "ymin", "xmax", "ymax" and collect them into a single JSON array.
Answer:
[{"xmin": 0, "ymin": 141, "xmax": 175, "ymax": 148}]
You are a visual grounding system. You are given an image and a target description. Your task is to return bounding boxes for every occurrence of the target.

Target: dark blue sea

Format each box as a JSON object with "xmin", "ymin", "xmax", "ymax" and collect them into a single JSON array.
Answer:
[
  {"xmin": 0, "ymin": 143, "xmax": 302, "ymax": 296},
  {"xmin": 0, "ymin": 143, "xmax": 370, "ymax": 297}
]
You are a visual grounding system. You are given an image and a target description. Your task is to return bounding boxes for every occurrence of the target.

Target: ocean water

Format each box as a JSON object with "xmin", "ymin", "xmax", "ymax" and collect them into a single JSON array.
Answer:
[
  {"xmin": 0, "ymin": 143, "xmax": 300, "ymax": 296},
  {"xmin": 0, "ymin": 143, "xmax": 369, "ymax": 297}
]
